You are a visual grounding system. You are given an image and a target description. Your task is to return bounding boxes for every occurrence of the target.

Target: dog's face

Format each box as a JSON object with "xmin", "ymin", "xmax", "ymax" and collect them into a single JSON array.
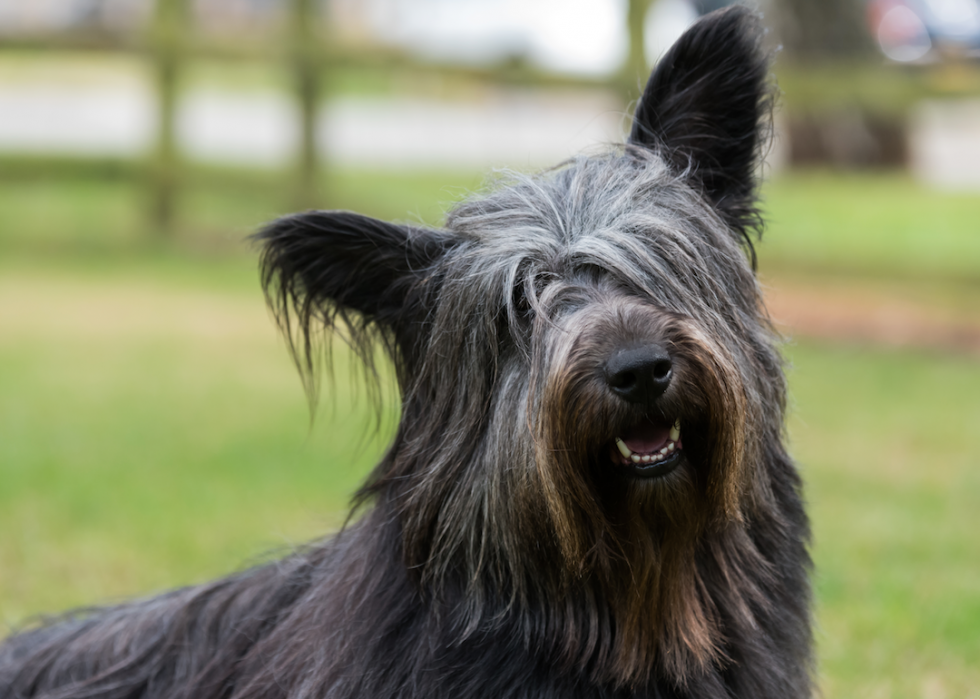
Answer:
[{"xmin": 259, "ymin": 7, "xmax": 784, "ymax": 685}]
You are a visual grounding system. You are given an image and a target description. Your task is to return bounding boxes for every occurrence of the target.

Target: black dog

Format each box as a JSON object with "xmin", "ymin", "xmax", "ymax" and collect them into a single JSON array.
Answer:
[{"xmin": 0, "ymin": 7, "xmax": 812, "ymax": 697}]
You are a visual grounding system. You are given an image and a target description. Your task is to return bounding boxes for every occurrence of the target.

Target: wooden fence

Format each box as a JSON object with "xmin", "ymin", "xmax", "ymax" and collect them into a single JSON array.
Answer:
[{"xmin": 0, "ymin": 0, "xmax": 652, "ymax": 236}]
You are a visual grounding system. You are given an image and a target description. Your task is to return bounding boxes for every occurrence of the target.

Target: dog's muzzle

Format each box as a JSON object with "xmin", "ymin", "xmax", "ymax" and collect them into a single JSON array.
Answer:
[{"xmin": 603, "ymin": 344, "xmax": 684, "ymax": 479}]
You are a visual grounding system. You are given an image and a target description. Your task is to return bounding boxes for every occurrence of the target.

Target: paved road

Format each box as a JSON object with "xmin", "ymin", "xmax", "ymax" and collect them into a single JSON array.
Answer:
[
  {"xmin": 0, "ymin": 80, "xmax": 626, "ymax": 170},
  {"xmin": 910, "ymin": 99, "xmax": 980, "ymax": 190},
  {"xmin": 2, "ymin": 74, "xmax": 978, "ymax": 188}
]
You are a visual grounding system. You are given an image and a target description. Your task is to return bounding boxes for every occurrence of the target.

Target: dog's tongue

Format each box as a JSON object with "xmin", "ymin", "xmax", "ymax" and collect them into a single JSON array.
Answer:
[{"xmin": 621, "ymin": 416, "xmax": 670, "ymax": 455}]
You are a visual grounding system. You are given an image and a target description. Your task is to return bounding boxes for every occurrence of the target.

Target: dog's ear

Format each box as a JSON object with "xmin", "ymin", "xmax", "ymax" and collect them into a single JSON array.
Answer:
[
  {"xmin": 629, "ymin": 6, "xmax": 771, "ymax": 245},
  {"xmin": 257, "ymin": 211, "xmax": 455, "ymax": 394}
]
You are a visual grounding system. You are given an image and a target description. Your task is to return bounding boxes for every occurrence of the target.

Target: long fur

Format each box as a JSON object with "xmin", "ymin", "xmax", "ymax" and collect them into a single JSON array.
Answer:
[{"xmin": 0, "ymin": 8, "xmax": 812, "ymax": 698}]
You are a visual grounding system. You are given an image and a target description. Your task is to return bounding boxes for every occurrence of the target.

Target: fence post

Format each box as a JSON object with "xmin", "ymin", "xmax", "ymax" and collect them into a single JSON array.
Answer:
[
  {"xmin": 290, "ymin": 0, "xmax": 321, "ymax": 210},
  {"xmin": 149, "ymin": 0, "xmax": 186, "ymax": 237}
]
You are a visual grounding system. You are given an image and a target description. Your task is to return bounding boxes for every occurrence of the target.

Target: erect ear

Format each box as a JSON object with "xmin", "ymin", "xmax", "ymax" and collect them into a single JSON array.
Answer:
[
  {"xmin": 256, "ymin": 210, "xmax": 455, "ymax": 393},
  {"xmin": 629, "ymin": 6, "xmax": 772, "ymax": 245}
]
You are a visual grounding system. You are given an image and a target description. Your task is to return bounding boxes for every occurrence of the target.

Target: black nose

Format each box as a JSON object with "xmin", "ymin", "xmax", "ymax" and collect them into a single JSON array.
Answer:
[{"xmin": 603, "ymin": 345, "xmax": 673, "ymax": 405}]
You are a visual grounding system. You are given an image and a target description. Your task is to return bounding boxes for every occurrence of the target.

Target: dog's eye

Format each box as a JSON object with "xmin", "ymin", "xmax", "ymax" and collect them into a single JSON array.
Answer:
[
  {"xmin": 512, "ymin": 273, "xmax": 550, "ymax": 321},
  {"xmin": 513, "ymin": 283, "xmax": 532, "ymax": 318},
  {"xmin": 508, "ymin": 278, "xmax": 552, "ymax": 338}
]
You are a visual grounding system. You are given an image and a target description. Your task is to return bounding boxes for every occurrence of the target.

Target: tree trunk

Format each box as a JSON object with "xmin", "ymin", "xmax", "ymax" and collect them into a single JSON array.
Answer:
[{"xmin": 769, "ymin": 0, "xmax": 873, "ymax": 62}]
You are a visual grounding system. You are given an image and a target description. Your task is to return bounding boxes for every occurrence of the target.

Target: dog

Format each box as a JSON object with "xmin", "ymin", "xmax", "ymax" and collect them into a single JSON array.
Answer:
[{"xmin": 0, "ymin": 7, "xmax": 812, "ymax": 697}]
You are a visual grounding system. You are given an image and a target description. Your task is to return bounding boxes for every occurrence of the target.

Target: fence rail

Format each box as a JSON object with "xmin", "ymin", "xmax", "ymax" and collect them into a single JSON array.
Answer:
[{"xmin": 0, "ymin": 0, "xmax": 652, "ymax": 236}]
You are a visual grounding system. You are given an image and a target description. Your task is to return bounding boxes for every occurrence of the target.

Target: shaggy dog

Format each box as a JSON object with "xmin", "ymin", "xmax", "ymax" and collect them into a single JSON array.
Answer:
[{"xmin": 0, "ymin": 7, "xmax": 812, "ymax": 698}]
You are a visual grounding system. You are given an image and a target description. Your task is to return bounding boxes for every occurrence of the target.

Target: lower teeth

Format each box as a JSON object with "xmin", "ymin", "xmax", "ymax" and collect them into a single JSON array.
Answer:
[
  {"xmin": 626, "ymin": 444, "xmax": 675, "ymax": 464},
  {"xmin": 614, "ymin": 421, "xmax": 682, "ymax": 466}
]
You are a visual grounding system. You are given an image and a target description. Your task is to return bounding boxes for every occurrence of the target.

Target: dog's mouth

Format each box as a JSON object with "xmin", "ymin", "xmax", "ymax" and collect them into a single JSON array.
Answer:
[{"xmin": 609, "ymin": 416, "xmax": 683, "ymax": 478}]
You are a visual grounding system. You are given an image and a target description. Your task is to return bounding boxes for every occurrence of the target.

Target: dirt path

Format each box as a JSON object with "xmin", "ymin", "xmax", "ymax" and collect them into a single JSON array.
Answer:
[{"xmin": 762, "ymin": 273, "xmax": 980, "ymax": 356}]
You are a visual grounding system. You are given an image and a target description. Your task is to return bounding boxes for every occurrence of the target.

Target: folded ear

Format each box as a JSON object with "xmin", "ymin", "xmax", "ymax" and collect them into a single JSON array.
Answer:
[
  {"xmin": 257, "ymin": 211, "xmax": 455, "ymax": 393},
  {"xmin": 629, "ymin": 6, "xmax": 772, "ymax": 246}
]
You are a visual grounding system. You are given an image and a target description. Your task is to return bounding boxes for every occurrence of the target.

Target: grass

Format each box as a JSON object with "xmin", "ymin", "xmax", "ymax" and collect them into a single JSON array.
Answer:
[
  {"xmin": 0, "ymin": 266, "xmax": 398, "ymax": 621},
  {"xmin": 1, "ymin": 170, "xmax": 979, "ymax": 695},
  {"xmin": 2, "ymin": 266, "xmax": 977, "ymax": 696},
  {"xmin": 2, "ymin": 168, "xmax": 979, "ymax": 285},
  {"xmin": 0, "ymin": 166, "xmax": 485, "ymax": 259},
  {"xmin": 788, "ymin": 343, "xmax": 980, "ymax": 697},
  {"xmin": 760, "ymin": 171, "xmax": 980, "ymax": 282},
  {"xmin": 775, "ymin": 61, "xmax": 980, "ymax": 116}
]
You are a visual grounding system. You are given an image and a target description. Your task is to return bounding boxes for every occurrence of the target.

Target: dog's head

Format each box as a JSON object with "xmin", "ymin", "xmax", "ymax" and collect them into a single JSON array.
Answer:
[{"xmin": 258, "ymin": 6, "xmax": 783, "ymax": 686}]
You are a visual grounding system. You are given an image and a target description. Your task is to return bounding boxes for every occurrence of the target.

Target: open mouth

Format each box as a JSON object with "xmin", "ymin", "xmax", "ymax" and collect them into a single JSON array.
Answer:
[{"xmin": 610, "ymin": 416, "xmax": 683, "ymax": 478}]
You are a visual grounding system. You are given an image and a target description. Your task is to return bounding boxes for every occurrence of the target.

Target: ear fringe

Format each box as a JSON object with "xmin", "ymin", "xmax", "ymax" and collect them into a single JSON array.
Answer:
[
  {"xmin": 254, "ymin": 211, "xmax": 454, "ymax": 415},
  {"xmin": 256, "ymin": 216, "xmax": 380, "ymax": 415},
  {"xmin": 629, "ymin": 6, "xmax": 775, "ymax": 266}
]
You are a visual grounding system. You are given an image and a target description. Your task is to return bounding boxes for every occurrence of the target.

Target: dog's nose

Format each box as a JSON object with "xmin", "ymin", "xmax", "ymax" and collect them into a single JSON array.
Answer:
[{"xmin": 603, "ymin": 345, "xmax": 673, "ymax": 405}]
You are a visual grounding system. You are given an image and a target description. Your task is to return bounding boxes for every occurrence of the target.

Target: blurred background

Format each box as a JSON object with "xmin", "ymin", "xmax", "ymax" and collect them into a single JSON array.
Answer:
[{"xmin": 0, "ymin": 0, "xmax": 978, "ymax": 695}]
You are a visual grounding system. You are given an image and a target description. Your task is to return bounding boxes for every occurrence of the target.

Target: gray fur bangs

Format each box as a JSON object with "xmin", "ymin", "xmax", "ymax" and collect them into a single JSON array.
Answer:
[{"xmin": 443, "ymin": 147, "xmax": 768, "ymax": 355}]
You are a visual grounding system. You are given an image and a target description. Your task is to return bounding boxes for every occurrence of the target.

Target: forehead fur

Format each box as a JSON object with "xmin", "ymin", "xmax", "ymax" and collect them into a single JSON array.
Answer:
[{"xmin": 442, "ymin": 147, "xmax": 761, "ymax": 329}]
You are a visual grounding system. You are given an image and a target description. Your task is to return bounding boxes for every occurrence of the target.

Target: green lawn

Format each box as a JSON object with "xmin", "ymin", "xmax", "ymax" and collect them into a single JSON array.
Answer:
[
  {"xmin": 1, "ymin": 171, "xmax": 979, "ymax": 696},
  {"xmin": 788, "ymin": 343, "xmax": 980, "ymax": 697},
  {"xmin": 2, "ymin": 169, "xmax": 978, "ymax": 284},
  {"xmin": 0, "ymin": 166, "xmax": 485, "ymax": 259},
  {"xmin": 761, "ymin": 172, "xmax": 980, "ymax": 282},
  {"xmin": 0, "ymin": 265, "xmax": 395, "ymax": 620}
]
